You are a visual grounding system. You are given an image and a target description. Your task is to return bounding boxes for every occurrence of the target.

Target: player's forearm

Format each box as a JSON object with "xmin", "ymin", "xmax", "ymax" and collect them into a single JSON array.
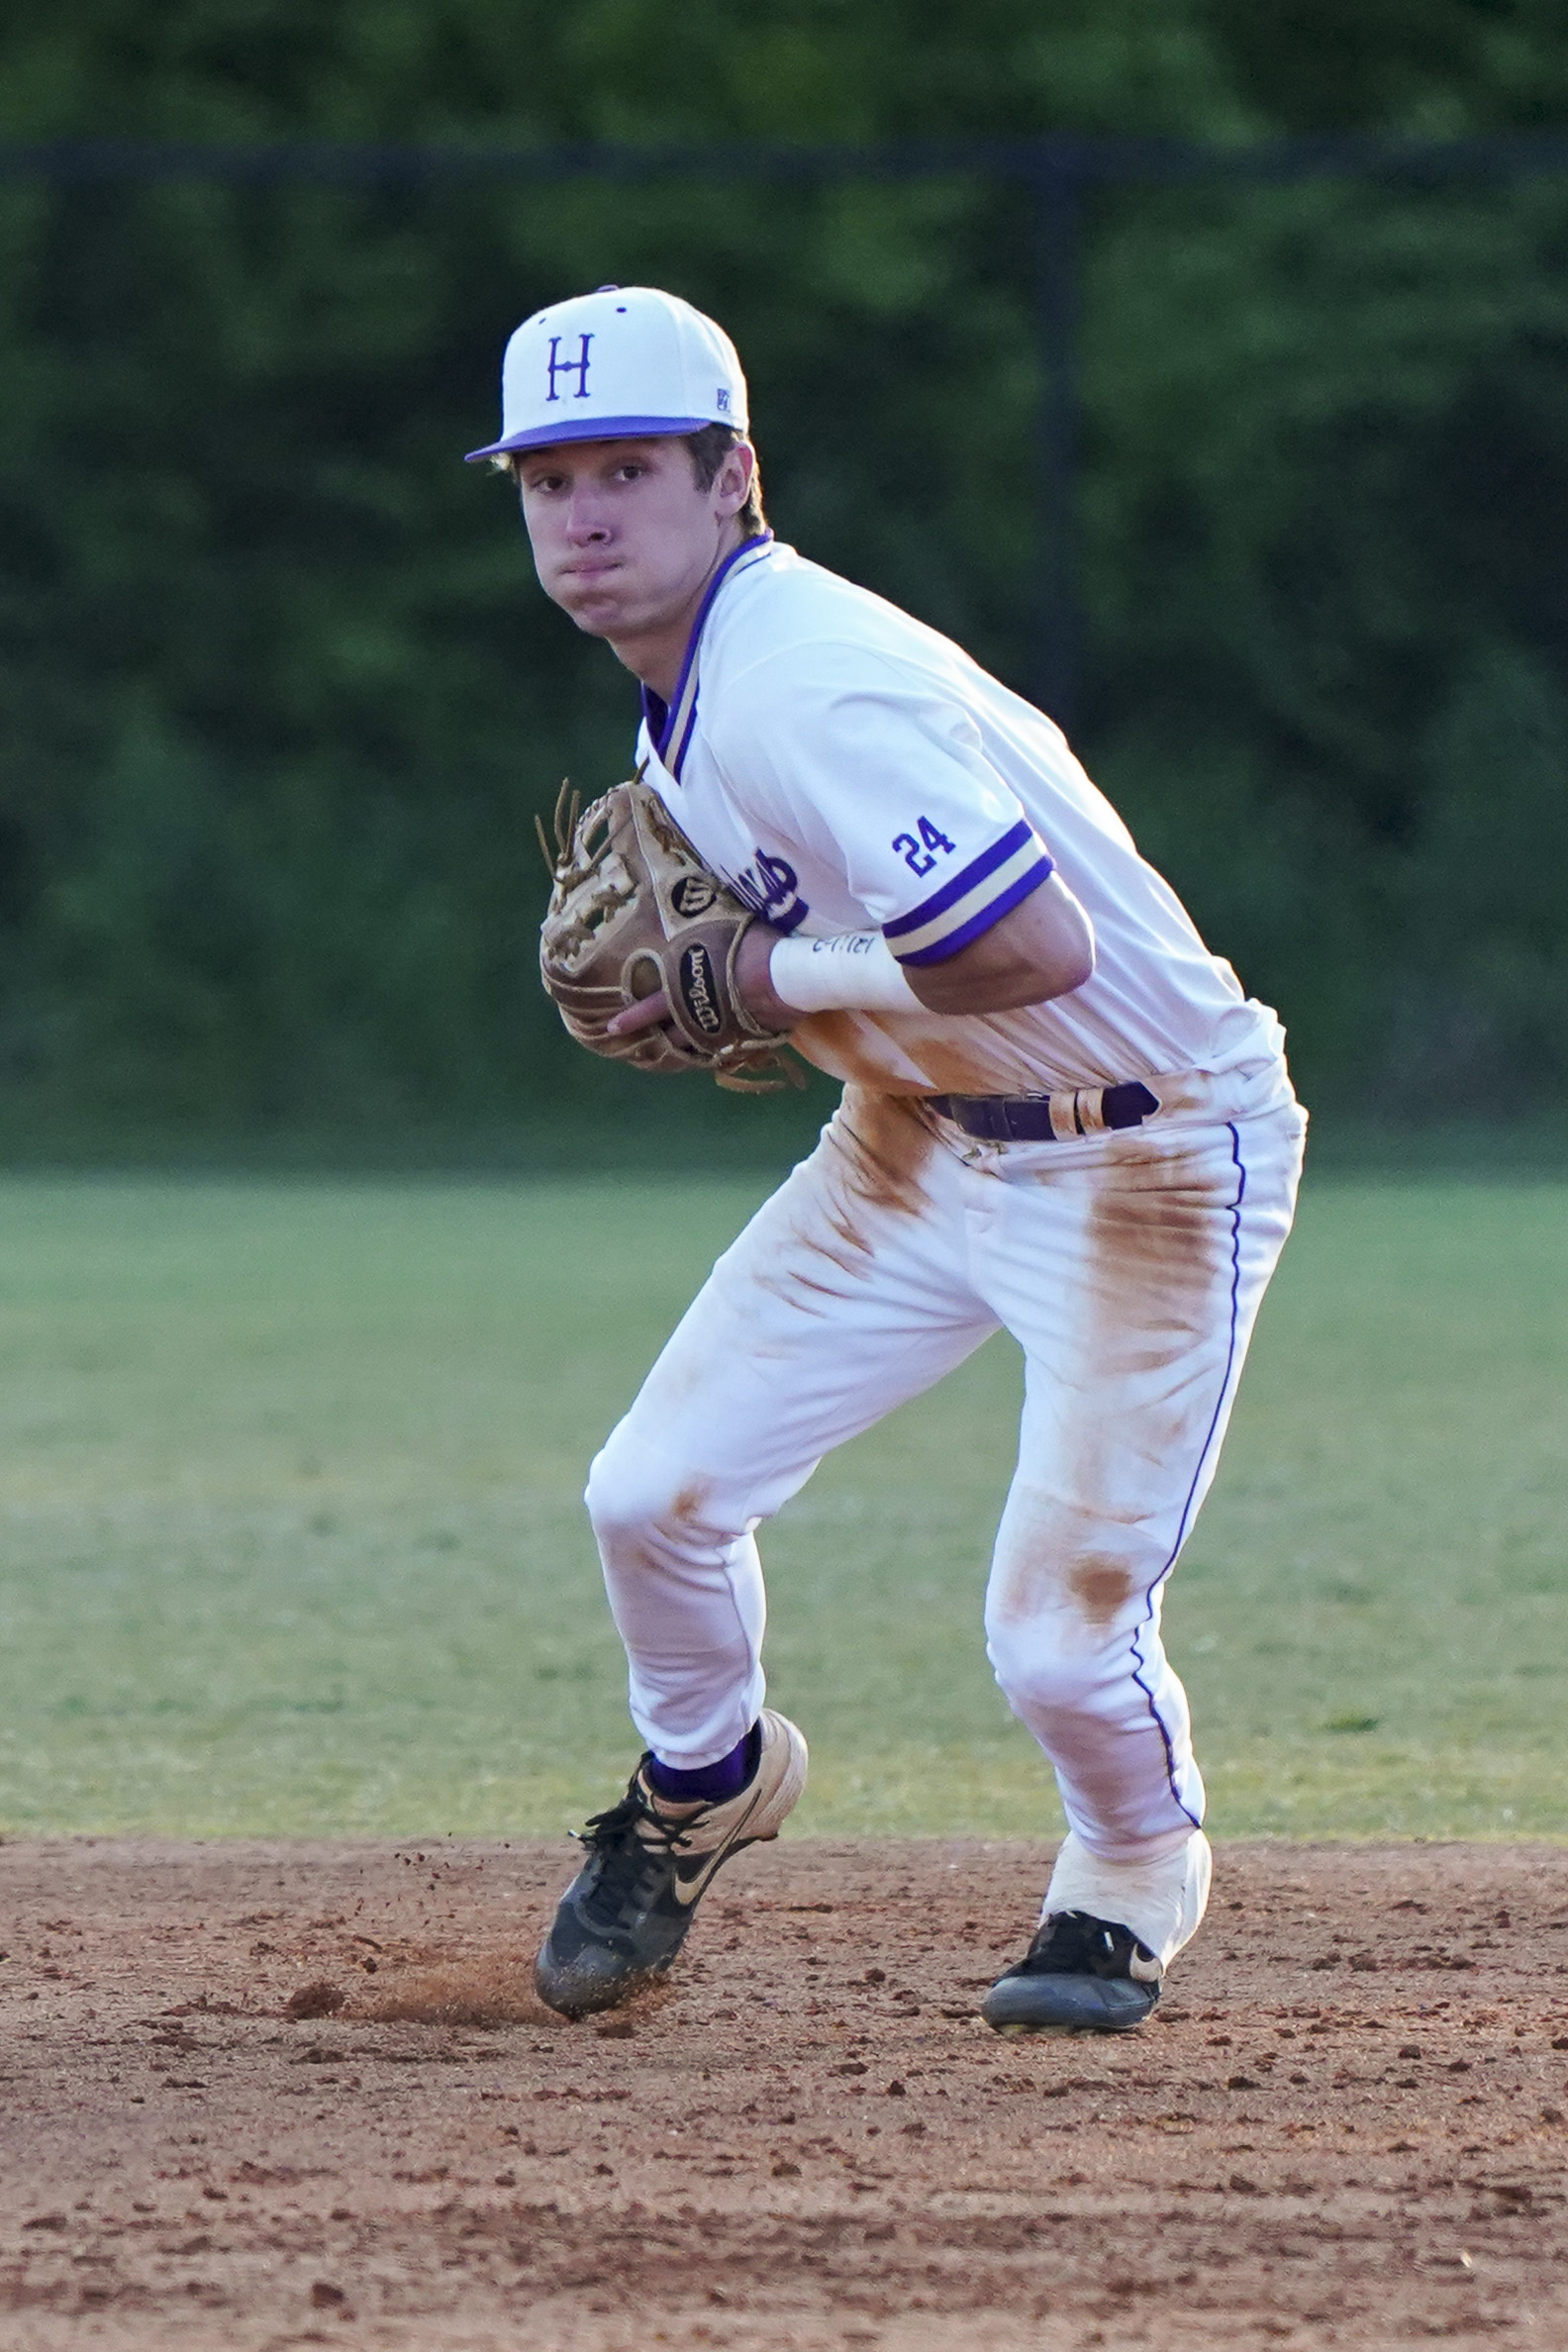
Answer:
[
  {"xmin": 607, "ymin": 879, "xmax": 1096, "ymax": 1045},
  {"xmin": 907, "ymin": 876, "xmax": 1096, "ymax": 1014},
  {"xmin": 751, "ymin": 875, "xmax": 1095, "ymax": 1028}
]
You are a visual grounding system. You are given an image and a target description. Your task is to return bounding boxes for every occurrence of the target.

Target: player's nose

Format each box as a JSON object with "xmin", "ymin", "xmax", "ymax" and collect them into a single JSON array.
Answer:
[{"xmin": 562, "ymin": 494, "xmax": 613, "ymax": 545}]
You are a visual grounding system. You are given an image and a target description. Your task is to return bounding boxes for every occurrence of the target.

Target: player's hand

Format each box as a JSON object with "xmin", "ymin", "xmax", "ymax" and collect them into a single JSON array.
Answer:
[{"xmin": 604, "ymin": 923, "xmax": 794, "ymax": 1039}]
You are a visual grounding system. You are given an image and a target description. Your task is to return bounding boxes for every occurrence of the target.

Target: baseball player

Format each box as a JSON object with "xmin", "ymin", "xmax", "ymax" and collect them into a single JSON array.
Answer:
[{"xmin": 467, "ymin": 285, "xmax": 1305, "ymax": 2033}]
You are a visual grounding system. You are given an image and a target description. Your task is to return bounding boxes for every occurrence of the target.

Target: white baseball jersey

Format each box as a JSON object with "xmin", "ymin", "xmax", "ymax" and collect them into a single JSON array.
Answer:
[
  {"xmin": 637, "ymin": 534, "xmax": 1284, "ymax": 1098},
  {"xmin": 584, "ymin": 530, "xmax": 1308, "ymax": 1878}
]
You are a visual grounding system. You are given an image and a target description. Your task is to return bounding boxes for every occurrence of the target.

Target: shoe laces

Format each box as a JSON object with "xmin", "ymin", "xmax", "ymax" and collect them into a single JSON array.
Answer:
[{"xmin": 570, "ymin": 1778, "xmax": 695, "ymax": 1931}]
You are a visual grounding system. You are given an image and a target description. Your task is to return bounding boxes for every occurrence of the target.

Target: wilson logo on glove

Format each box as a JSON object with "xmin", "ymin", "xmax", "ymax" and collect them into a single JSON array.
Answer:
[
  {"xmin": 670, "ymin": 875, "xmax": 720, "ymax": 919},
  {"xmin": 679, "ymin": 943, "xmax": 725, "ymax": 1036}
]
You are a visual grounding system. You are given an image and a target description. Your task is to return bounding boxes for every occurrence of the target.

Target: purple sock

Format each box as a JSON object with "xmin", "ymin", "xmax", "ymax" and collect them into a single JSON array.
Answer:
[{"xmin": 645, "ymin": 1722, "xmax": 760, "ymax": 1806}]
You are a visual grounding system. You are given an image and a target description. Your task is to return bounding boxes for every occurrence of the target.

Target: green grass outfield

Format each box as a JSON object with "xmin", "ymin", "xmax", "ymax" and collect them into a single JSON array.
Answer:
[{"xmin": 0, "ymin": 1168, "xmax": 1563, "ymax": 1842}]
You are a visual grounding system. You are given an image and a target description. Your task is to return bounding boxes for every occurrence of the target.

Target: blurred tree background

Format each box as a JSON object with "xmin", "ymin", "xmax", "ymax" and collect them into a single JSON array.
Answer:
[{"xmin": 2, "ymin": 0, "xmax": 1568, "ymax": 1147}]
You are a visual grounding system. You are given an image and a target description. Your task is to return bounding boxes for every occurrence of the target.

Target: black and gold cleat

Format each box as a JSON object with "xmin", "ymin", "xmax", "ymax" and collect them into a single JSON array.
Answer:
[
  {"xmin": 534, "ymin": 1709, "xmax": 807, "ymax": 2019},
  {"xmin": 981, "ymin": 1908, "xmax": 1162, "ymax": 2035}
]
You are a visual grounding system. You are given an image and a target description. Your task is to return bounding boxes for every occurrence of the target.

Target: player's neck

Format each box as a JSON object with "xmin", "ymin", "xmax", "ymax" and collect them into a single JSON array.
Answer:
[{"xmin": 608, "ymin": 520, "xmax": 750, "ymax": 703}]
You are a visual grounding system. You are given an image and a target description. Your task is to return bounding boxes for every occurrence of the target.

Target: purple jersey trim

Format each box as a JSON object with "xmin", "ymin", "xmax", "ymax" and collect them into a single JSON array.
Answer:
[
  {"xmin": 883, "ymin": 820, "xmax": 1038, "ymax": 941},
  {"xmin": 641, "ymin": 533, "xmax": 775, "ymax": 770},
  {"xmin": 464, "ymin": 414, "xmax": 715, "ymax": 462},
  {"xmin": 770, "ymin": 897, "xmax": 810, "ymax": 936},
  {"xmin": 668, "ymin": 693, "xmax": 703, "ymax": 779},
  {"xmin": 893, "ymin": 855, "xmax": 1053, "ymax": 966}
]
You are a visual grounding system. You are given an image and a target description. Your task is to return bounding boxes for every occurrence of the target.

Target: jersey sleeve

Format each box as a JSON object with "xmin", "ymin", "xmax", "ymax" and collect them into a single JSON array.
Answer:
[{"xmin": 711, "ymin": 648, "xmax": 1054, "ymax": 964}]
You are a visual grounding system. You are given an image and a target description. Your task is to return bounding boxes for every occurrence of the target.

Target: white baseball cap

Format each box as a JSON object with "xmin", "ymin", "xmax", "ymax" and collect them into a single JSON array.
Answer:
[{"xmin": 464, "ymin": 285, "xmax": 748, "ymax": 461}]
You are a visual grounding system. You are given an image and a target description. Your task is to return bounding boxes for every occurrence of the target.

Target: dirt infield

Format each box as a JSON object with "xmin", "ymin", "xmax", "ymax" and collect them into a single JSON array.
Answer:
[{"xmin": 2, "ymin": 1836, "xmax": 1567, "ymax": 2350}]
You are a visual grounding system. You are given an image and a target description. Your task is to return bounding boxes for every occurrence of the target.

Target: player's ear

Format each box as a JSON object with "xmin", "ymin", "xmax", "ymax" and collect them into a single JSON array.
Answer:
[{"xmin": 713, "ymin": 440, "xmax": 755, "ymax": 518}]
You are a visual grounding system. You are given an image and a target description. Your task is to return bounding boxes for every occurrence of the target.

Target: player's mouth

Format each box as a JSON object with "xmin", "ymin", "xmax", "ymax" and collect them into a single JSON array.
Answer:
[{"xmin": 555, "ymin": 564, "xmax": 628, "ymax": 611}]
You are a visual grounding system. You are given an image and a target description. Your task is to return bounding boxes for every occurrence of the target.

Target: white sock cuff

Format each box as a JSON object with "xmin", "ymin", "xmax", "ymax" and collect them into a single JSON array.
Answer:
[{"xmin": 1042, "ymin": 1828, "xmax": 1213, "ymax": 1969}]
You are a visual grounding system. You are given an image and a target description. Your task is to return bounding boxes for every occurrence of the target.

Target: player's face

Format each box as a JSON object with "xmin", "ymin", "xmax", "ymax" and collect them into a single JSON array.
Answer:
[{"xmin": 516, "ymin": 438, "xmax": 749, "ymax": 648}]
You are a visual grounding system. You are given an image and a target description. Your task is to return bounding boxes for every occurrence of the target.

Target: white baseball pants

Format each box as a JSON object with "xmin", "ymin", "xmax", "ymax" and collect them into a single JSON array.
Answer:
[{"xmin": 587, "ymin": 1066, "xmax": 1305, "ymax": 1860}]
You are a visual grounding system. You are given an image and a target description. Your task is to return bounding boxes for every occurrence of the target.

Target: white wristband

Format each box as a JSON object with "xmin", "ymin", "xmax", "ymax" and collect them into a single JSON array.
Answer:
[{"xmin": 769, "ymin": 931, "xmax": 925, "ymax": 1016}]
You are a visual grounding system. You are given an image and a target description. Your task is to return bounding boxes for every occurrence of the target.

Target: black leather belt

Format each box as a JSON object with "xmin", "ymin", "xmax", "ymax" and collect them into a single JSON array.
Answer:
[{"xmin": 928, "ymin": 1081, "xmax": 1159, "ymax": 1143}]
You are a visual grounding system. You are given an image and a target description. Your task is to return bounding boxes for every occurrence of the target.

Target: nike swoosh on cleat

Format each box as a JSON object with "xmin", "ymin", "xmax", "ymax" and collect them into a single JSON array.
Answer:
[{"xmin": 667, "ymin": 1784, "xmax": 769, "ymax": 1904}]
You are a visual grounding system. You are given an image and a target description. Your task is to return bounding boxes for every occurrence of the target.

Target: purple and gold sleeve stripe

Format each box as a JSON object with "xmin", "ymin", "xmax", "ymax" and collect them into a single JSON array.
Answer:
[{"xmin": 883, "ymin": 821, "xmax": 1054, "ymax": 967}]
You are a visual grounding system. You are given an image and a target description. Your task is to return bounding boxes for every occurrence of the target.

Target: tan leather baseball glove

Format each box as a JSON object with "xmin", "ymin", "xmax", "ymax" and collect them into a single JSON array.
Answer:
[{"xmin": 538, "ymin": 772, "xmax": 803, "ymax": 1093}]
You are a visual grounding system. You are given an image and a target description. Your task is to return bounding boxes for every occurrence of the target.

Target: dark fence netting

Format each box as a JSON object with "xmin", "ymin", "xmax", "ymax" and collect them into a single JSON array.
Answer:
[{"xmin": 1, "ymin": 146, "xmax": 1566, "ymax": 1137}]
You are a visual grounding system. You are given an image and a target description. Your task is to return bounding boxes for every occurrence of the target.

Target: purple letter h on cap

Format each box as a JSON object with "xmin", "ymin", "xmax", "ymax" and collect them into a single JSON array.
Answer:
[{"xmin": 545, "ymin": 334, "xmax": 593, "ymax": 402}]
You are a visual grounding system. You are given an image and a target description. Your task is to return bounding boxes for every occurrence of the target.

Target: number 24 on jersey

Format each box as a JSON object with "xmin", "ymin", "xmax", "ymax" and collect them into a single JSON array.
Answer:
[{"xmin": 891, "ymin": 816, "xmax": 957, "ymax": 878}]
